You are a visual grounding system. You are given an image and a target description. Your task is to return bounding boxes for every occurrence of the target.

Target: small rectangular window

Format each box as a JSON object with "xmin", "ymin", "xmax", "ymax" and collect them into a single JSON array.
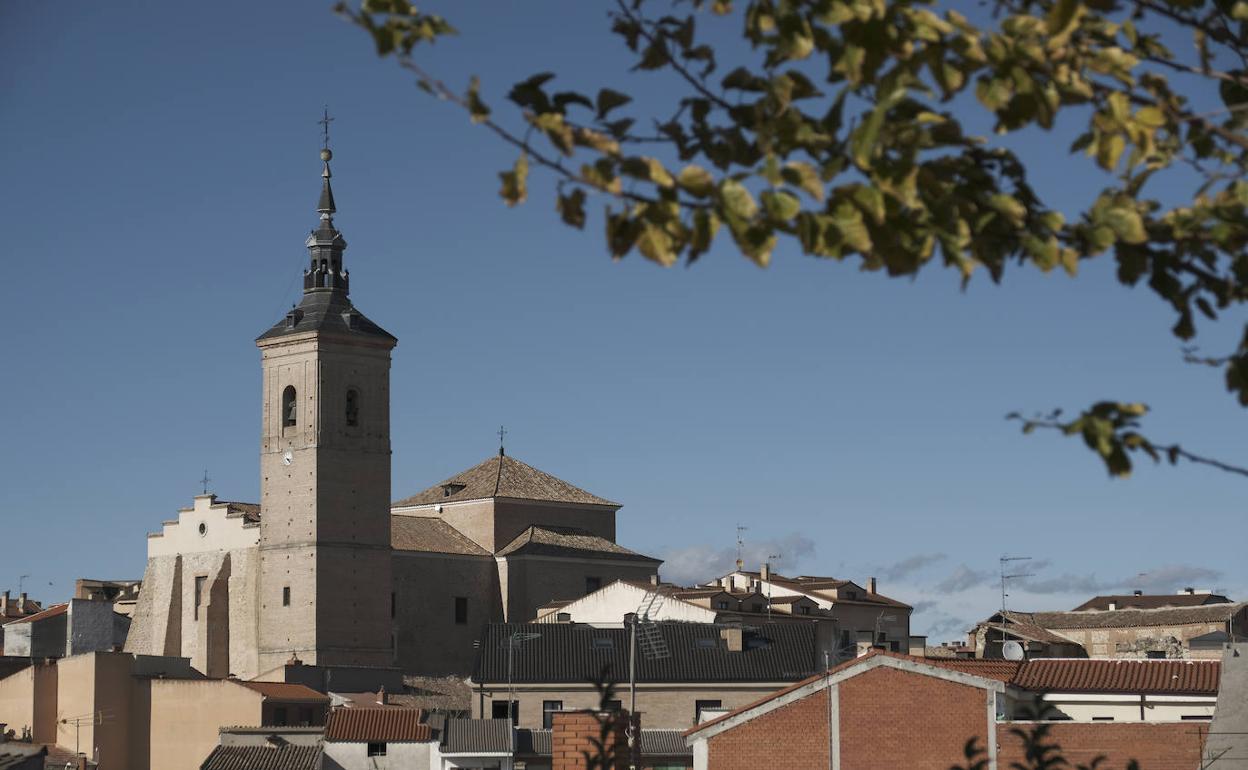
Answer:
[
  {"xmin": 194, "ymin": 576, "xmax": 207, "ymax": 620},
  {"xmin": 585, "ymin": 576, "xmax": 602, "ymax": 595},
  {"xmin": 492, "ymin": 700, "xmax": 518, "ymax": 721},
  {"xmin": 604, "ymin": 699, "xmax": 622, "ymax": 713},
  {"xmin": 454, "ymin": 596, "xmax": 468, "ymax": 625},
  {"xmin": 1092, "ymin": 716, "xmax": 1115, "ymax": 721},
  {"xmin": 695, "ymin": 700, "xmax": 723, "ymax": 723},
  {"xmin": 282, "ymin": 586, "xmax": 290, "ymax": 607},
  {"xmin": 542, "ymin": 700, "xmax": 563, "ymax": 728},
  {"xmin": 367, "ymin": 742, "xmax": 387, "ymax": 757}
]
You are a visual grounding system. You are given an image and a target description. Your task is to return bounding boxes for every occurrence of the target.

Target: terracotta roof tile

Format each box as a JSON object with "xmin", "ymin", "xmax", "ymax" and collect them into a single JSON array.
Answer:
[
  {"xmin": 238, "ymin": 681, "xmax": 329, "ymax": 702},
  {"xmin": 325, "ymin": 708, "xmax": 433, "ymax": 742},
  {"xmin": 199, "ymin": 745, "xmax": 321, "ymax": 770},
  {"xmin": 391, "ymin": 516, "xmax": 490, "ymax": 556},
  {"xmin": 495, "ymin": 525, "xmax": 660, "ymax": 562},
  {"xmin": 1013, "ymin": 658, "xmax": 1221, "ymax": 695},
  {"xmin": 393, "ymin": 454, "xmax": 618, "ymax": 508}
]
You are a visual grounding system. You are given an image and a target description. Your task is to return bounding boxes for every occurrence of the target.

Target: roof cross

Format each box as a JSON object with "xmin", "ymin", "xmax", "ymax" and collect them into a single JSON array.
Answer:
[
  {"xmin": 497, "ymin": 425, "xmax": 508, "ymax": 456},
  {"xmin": 318, "ymin": 107, "xmax": 334, "ymax": 150},
  {"xmin": 200, "ymin": 469, "xmax": 211, "ymax": 495}
]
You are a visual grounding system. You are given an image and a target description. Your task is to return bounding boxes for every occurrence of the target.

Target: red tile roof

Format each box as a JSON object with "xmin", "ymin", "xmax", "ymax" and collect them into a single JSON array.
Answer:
[
  {"xmin": 325, "ymin": 707, "xmax": 433, "ymax": 742},
  {"xmin": 926, "ymin": 658, "xmax": 1023, "ymax": 682},
  {"xmin": 1013, "ymin": 658, "xmax": 1221, "ymax": 695},
  {"xmin": 237, "ymin": 681, "xmax": 329, "ymax": 702},
  {"xmin": 1, "ymin": 603, "xmax": 67, "ymax": 625}
]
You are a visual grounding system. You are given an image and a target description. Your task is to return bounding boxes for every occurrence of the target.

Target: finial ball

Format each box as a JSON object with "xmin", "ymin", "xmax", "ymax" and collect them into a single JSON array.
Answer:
[{"xmin": 320, "ymin": 148, "xmax": 333, "ymax": 161}]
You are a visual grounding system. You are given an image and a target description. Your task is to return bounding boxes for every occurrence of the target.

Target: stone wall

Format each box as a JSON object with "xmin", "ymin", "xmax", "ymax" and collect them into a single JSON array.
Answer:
[{"xmin": 392, "ymin": 551, "xmax": 500, "ymax": 676}]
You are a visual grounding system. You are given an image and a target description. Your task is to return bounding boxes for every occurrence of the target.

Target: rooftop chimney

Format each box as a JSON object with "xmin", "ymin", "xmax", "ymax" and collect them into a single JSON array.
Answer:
[
  {"xmin": 868, "ymin": 577, "xmax": 877, "ymax": 595},
  {"xmin": 760, "ymin": 563, "xmax": 771, "ymax": 582},
  {"xmin": 650, "ymin": 574, "xmax": 659, "ymax": 586},
  {"xmin": 1183, "ymin": 587, "xmax": 1195, "ymax": 595},
  {"xmin": 721, "ymin": 627, "xmax": 743, "ymax": 653},
  {"xmin": 1133, "ymin": 590, "xmax": 1143, "ymax": 596},
  {"xmin": 1108, "ymin": 601, "xmax": 1118, "ymax": 610},
  {"xmin": 377, "ymin": 686, "xmax": 387, "ymax": 706}
]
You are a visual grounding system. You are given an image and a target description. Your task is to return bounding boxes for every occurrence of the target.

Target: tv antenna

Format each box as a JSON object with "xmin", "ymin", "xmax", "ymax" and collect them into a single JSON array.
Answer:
[
  {"xmin": 765, "ymin": 553, "xmax": 781, "ymax": 619},
  {"xmin": 200, "ymin": 470, "xmax": 211, "ymax": 495},
  {"xmin": 18, "ymin": 575, "xmax": 30, "ymax": 594},
  {"xmin": 734, "ymin": 524, "xmax": 748, "ymax": 570},
  {"xmin": 1000, "ymin": 555, "xmax": 1035, "ymax": 612}
]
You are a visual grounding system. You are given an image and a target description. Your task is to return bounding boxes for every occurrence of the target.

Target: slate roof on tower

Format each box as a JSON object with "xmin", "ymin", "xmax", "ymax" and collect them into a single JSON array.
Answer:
[{"xmin": 392, "ymin": 454, "xmax": 619, "ymax": 508}]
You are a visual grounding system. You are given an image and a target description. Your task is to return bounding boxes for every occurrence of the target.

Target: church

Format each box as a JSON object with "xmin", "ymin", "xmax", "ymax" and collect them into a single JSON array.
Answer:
[{"xmin": 124, "ymin": 145, "xmax": 662, "ymax": 680}]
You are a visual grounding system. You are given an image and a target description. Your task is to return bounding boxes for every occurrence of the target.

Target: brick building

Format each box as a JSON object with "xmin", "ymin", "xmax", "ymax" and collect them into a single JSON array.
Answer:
[{"xmin": 683, "ymin": 651, "xmax": 1212, "ymax": 770}]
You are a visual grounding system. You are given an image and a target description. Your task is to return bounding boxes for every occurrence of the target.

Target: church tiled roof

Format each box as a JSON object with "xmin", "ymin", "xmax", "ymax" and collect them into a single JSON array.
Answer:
[
  {"xmin": 391, "ymin": 516, "xmax": 491, "ymax": 556},
  {"xmin": 495, "ymin": 525, "xmax": 660, "ymax": 562},
  {"xmin": 392, "ymin": 454, "xmax": 619, "ymax": 508}
]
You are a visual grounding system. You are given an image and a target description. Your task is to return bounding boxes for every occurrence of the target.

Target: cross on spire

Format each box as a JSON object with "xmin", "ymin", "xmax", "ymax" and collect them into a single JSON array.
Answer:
[
  {"xmin": 318, "ymin": 107, "xmax": 334, "ymax": 151},
  {"xmin": 200, "ymin": 469, "xmax": 211, "ymax": 495},
  {"xmin": 497, "ymin": 425, "xmax": 508, "ymax": 456}
]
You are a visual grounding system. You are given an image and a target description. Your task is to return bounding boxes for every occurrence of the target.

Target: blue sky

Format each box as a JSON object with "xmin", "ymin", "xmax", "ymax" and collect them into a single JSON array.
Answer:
[{"xmin": 1, "ymin": 1, "xmax": 1243, "ymax": 639}]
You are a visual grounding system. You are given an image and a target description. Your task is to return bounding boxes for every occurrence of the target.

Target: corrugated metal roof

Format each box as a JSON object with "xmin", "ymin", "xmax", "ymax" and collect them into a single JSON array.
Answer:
[
  {"xmin": 443, "ymin": 718, "xmax": 512, "ymax": 753},
  {"xmin": 1013, "ymin": 658, "xmax": 1221, "ymax": 695},
  {"xmin": 198, "ymin": 745, "xmax": 321, "ymax": 770},
  {"xmin": 237, "ymin": 681, "xmax": 329, "ymax": 702},
  {"xmin": 473, "ymin": 622, "xmax": 818, "ymax": 685},
  {"xmin": 324, "ymin": 708, "xmax": 433, "ymax": 742}
]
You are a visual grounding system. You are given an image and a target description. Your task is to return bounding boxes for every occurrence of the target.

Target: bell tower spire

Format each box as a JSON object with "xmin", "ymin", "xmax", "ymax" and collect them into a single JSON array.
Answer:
[{"xmin": 305, "ymin": 110, "xmax": 349, "ymax": 295}]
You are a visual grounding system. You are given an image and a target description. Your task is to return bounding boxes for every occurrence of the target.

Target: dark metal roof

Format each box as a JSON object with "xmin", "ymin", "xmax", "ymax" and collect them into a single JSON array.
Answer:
[
  {"xmin": 473, "ymin": 622, "xmax": 819, "ymax": 685},
  {"xmin": 516, "ymin": 728, "xmax": 691, "ymax": 758},
  {"xmin": 442, "ymin": 718, "xmax": 512, "ymax": 754},
  {"xmin": 198, "ymin": 745, "xmax": 321, "ymax": 770}
]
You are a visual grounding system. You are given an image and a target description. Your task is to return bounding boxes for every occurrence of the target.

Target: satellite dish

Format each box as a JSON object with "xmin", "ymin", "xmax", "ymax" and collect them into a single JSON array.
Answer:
[{"xmin": 1002, "ymin": 641, "xmax": 1025, "ymax": 661}]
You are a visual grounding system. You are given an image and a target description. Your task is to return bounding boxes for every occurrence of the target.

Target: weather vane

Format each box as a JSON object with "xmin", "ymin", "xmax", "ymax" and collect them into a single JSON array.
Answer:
[{"xmin": 318, "ymin": 107, "xmax": 334, "ymax": 151}]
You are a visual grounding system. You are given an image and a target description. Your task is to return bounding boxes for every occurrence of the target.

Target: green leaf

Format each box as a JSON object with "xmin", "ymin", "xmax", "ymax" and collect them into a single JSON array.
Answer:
[
  {"xmin": 1104, "ymin": 204, "xmax": 1147, "ymax": 243},
  {"xmin": 719, "ymin": 179, "xmax": 758, "ymax": 221},
  {"xmin": 595, "ymin": 88, "xmax": 633, "ymax": 119},
  {"xmin": 557, "ymin": 188, "xmax": 587, "ymax": 229},
  {"xmin": 466, "ymin": 76, "xmax": 490, "ymax": 124},
  {"xmin": 498, "ymin": 154, "xmax": 528, "ymax": 206},
  {"xmin": 677, "ymin": 165, "xmax": 715, "ymax": 197},
  {"xmin": 761, "ymin": 190, "xmax": 802, "ymax": 222},
  {"xmin": 637, "ymin": 222, "xmax": 677, "ymax": 266},
  {"xmin": 780, "ymin": 162, "xmax": 825, "ymax": 202}
]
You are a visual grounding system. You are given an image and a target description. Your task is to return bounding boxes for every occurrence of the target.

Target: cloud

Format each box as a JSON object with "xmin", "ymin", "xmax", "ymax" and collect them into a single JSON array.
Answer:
[
  {"xmin": 1018, "ymin": 573, "xmax": 1112, "ymax": 595},
  {"xmin": 659, "ymin": 533, "xmax": 816, "ymax": 586},
  {"xmin": 920, "ymin": 614, "xmax": 972, "ymax": 640},
  {"xmin": 935, "ymin": 565, "xmax": 993, "ymax": 593},
  {"xmin": 880, "ymin": 553, "xmax": 946, "ymax": 580},
  {"xmin": 1127, "ymin": 565, "xmax": 1223, "ymax": 594}
]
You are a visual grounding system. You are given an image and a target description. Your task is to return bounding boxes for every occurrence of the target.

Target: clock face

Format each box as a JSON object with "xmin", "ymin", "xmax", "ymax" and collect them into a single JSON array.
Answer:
[{"xmin": 282, "ymin": 450, "xmax": 293, "ymax": 466}]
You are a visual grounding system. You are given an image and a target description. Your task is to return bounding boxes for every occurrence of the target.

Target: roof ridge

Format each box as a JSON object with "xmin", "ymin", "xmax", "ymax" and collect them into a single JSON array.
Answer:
[{"xmin": 493, "ymin": 454, "xmax": 504, "ymax": 498}]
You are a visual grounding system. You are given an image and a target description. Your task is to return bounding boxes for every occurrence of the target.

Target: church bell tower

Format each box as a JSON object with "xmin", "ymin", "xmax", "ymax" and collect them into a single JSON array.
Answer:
[{"xmin": 254, "ymin": 136, "xmax": 396, "ymax": 672}]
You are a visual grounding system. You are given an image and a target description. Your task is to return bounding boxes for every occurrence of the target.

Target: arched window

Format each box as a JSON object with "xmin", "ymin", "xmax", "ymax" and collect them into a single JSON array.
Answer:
[
  {"xmin": 345, "ymin": 389, "xmax": 360, "ymax": 427},
  {"xmin": 282, "ymin": 386, "xmax": 297, "ymax": 427}
]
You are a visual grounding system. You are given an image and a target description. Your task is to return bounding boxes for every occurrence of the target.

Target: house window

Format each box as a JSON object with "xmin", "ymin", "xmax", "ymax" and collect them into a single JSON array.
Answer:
[
  {"xmin": 345, "ymin": 389, "xmax": 359, "ymax": 427},
  {"xmin": 751, "ymin": 603, "xmax": 763, "ymax": 612},
  {"xmin": 715, "ymin": 601, "xmax": 730, "ymax": 610},
  {"xmin": 845, "ymin": 590, "xmax": 857, "ymax": 599},
  {"xmin": 273, "ymin": 707, "xmax": 288, "ymax": 726},
  {"xmin": 1092, "ymin": 716, "xmax": 1115, "ymax": 721},
  {"xmin": 282, "ymin": 586, "xmax": 290, "ymax": 607},
  {"xmin": 454, "ymin": 596, "xmax": 468, "ymax": 625},
  {"xmin": 282, "ymin": 386, "xmax": 297, "ymax": 427},
  {"xmin": 585, "ymin": 576, "xmax": 602, "ymax": 595},
  {"xmin": 604, "ymin": 699, "xmax": 622, "ymax": 713},
  {"xmin": 695, "ymin": 700, "xmax": 723, "ymax": 723},
  {"xmin": 492, "ymin": 700, "xmax": 519, "ymax": 721},
  {"xmin": 367, "ymin": 742, "xmax": 387, "ymax": 757},
  {"xmin": 542, "ymin": 700, "xmax": 563, "ymax": 728},
  {"xmin": 799, "ymin": 606, "xmax": 811, "ymax": 615},
  {"xmin": 194, "ymin": 576, "xmax": 207, "ymax": 620}
]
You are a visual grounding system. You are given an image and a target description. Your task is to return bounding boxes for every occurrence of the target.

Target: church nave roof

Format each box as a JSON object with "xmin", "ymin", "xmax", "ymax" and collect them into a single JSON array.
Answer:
[{"xmin": 392, "ymin": 453, "xmax": 619, "ymax": 509}]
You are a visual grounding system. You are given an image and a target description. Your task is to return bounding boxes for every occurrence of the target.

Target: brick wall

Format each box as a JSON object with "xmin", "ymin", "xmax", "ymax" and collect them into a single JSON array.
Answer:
[
  {"xmin": 839, "ymin": 666, "xmax": 990, "ymax": 770},
  {"xmin": 997, "ymin": 722, "xmax": 1206, "ymax": 770},
  {"xmin": 551, "ymin": 710, "xmax": 635, "ymax": 770},
  {"xmin": 706, "ymin": 688, "xmax": 831, "ymax": 770}
]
